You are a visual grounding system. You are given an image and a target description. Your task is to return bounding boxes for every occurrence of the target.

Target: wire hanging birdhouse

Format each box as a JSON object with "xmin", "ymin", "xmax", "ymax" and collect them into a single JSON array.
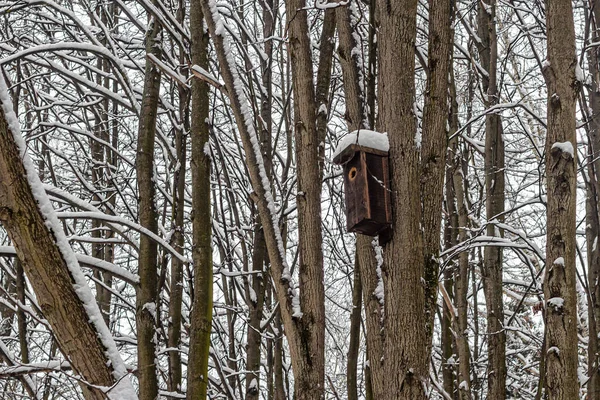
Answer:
[{"xmin": 333, "ymin": 130, "xmax": 392, "ymax": 238}]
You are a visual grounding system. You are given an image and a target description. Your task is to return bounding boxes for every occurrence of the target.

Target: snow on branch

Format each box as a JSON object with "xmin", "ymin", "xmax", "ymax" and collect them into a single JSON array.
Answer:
[
  {"xmin": 0, "ymin": 77, "xmax": 137, "ymax": 400},
  {"xmin": 201, "ymin": 0, "xmax": 301, "ymax": 319},
  {"xmin": 0, "ymin": 246, "xmax": 139, "ymax": 286}
]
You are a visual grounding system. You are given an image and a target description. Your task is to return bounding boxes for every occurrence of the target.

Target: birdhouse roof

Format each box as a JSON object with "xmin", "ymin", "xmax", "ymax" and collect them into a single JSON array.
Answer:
[{"xmin": 332, "ymin": 130, "xmax": 389, "ymax": 164}]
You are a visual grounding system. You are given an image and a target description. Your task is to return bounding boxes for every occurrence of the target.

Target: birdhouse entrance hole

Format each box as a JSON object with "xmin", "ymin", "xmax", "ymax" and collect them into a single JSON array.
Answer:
[{"xmin": 349, "ymin": 167, "xmax": 358, "ymax": 180}]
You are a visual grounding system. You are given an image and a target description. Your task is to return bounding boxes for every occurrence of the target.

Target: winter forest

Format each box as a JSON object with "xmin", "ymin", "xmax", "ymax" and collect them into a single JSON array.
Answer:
[{"xmin": 0, "ymin": 0, "xmax": 594, "ymax": 399}]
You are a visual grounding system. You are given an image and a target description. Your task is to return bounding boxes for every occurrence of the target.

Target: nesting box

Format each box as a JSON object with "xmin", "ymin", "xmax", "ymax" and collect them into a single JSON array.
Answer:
[{"xmin": 333, "ymin": 131, "xmax": 392, "ymax": 237}]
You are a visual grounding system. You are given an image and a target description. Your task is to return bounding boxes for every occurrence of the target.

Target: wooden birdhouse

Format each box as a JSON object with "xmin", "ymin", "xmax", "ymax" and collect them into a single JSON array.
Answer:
[{"xmin": 333, "ymin": 130, "xmax": 392, "ymax": 238}]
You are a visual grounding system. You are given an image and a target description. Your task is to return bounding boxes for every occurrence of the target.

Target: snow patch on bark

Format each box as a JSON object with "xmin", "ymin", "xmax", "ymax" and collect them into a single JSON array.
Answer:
[{"xmin": 551, "ymin": 141, "xmax": 574, "ymax": 157}]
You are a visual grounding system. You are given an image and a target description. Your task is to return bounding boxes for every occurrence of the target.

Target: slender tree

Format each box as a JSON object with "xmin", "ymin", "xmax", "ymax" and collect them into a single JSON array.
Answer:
[
  {"xmin": 475, "ymin": 1, "xmax": 507, "ymax": 397},
  {"xmin": 421, "ymin": 0, "xmax": 454, "ymax": 355},
  {"xmin": 586, "ymin": 2, "xmax": 600, "ymax": 398},
  {"xmin": 167, "ymin": 0, "xmax": 190, "ymax": 392},
  {"xmin": 135, "ymin": 13, "xmax": 162, "ymax": 400},
  {"xmin": 335, "ymin": 4, "xmax": 369, "ymax": 399},
  {"xmin": 187, "ymin": 0, "xmax": 213, "ymax": 397},
  {"xmin": 199, "ymin": 2, "xmax": 327, "ymax": 398}
]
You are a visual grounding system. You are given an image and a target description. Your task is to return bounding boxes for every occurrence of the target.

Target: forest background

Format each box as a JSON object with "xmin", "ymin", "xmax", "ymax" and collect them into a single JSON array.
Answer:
[{"xmin": 0, "ymin": 0, "xmax": 592, "ymax": 399}]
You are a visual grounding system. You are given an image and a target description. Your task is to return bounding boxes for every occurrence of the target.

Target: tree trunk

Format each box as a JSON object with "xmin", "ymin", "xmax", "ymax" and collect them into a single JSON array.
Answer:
[
  {"xmin": 443, "ymin": 91, "xmax": 457, "ymax": 399},
  {"xmin": 187, "ymin": 0, "xmax": 212, "ymax": 398},
  {"xmin": 377, "ymin": 1, "xmax": 426, "ymax": 398},
  {"xmin": 543, "ymin": 0, "xmax": 579, "ymax": 398},
  {"xmin": 421, "ymin": 0, "xmax": 453, "ymax": 357},
  {"xmin": 476, "ymin": 2, "xmax": 506, "ymax": 398},
  {"xmin": 452, "ymin": 135, "xmax": 473, "ymax": 400},
  {"xmin": 200, "ymin": 2, "xmax": 330, "ymax": 399},
  {"xmin": 15, "ymin": 259, "xmax": 28, "ymax": 365},
  {"xmin": 446, "ymin": 49, "xmax": 472, "ymax": 399},
  {"xmin": 167, "ymin": 1, "xmax": 189, "ymax": 391},
  {"xmin": 135, "ymin": 14, "xmax": 162, "ymax": 400},
  {"xmin": 346, "ymin": 256, "xmax": 362, "ymax": 400},
  {"xmin": 285, "ymin": 1, "xmax": 329, "ymax": 398},
  {"xmin": 244, "ymin": 0, "xmax": 277, "ymax": 396},
  {"xmin": 335, "ymin": 5, "xmax": 383, "ymax": 397},
  {"xmin": 91, "ymin": 4, "xmax": 114, "ymax": 327},
  {"xmin": 356, "ymin": 236, "xmax": 385, "ymax": 397},
  {"xmin": 586, "ymin": 2, "xmax": 600, "ymax": 398}
]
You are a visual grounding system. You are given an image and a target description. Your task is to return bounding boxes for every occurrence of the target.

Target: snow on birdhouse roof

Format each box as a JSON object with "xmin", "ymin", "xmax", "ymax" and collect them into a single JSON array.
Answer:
[{"xmin": 332, "ymin": 130, "xmax": 389, "ymax": 164}]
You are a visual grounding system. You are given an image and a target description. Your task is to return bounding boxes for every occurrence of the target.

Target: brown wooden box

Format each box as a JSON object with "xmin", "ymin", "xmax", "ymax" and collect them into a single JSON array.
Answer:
[{"xmin": 333, "ymin": 144, "xmax": 392, "ymax": 237}]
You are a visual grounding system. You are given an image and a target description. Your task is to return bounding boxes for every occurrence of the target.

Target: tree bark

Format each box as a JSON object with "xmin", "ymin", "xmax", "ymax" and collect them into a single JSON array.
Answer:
[
  {"xmin": 244, "ymin": 0, "xmax": 277, "ymax": 396},
  {"xmin": 421, "ymin": 0, "xmax": 453, "ymax": 356},
  {"xmin": 377, "ymin": 1, "xmax": 426, "ymax": 398},
  {"xmin": 187, "ymin": 1, "xmax": 213, "ymax": 398},
  {"xmin": 167, "ymin": 1, "xmax": 189, "ymax": 391},
  {"xmin": 335, "ymin": 4, "xmax": 383, "ymax": 397},
  {"xmin": 15, "ymin": 259, "xmax": 29, "ymax": 365},
  {"xmin": 451, "ymin": 128, "xmax": 472, "ymax": 400},
  {"xmin": 285, "ymin": 1, "xmax": 330, "ymax": 398},
  {"xmin": 316, "ymin": 9, "xmax": 336, "ymax": 179},
  {"xmin": 356, "ymin": 236, "xmax": 385, "ymax": 397},
  {"xmin": 586, "ymin": 2, "xmax": 600, "ymax": 398},
  {"xmin": 476, "ymin": 2, "xmax": 506, "ymax": 398},
  {"xmin": 346, "ymin": 257, "xmax": 362, "ymax": 400},
  {"xmin": 91, "ymin": 3, "xmax": 114, "ymax": 327},
  {"xmin": 449, "ymin": 22, "xmax": 472, "ymax": 400},
  {"xmin": 543, "ymin": 0, "xmax": 579, "ymax": 399},
  {"xmin": 135, "ymin": 14, "xmax": 162, "ymax": 400}
]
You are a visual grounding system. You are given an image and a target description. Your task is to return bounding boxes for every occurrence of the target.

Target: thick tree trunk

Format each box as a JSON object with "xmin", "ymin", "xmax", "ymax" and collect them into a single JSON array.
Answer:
[
  {"xmin": 187, "ymin": 1, "xmax": 212, "ymax": 398},
  {"xmin": 0, "ymin": 82, "xmax": 133, "ymax": 400},
  {"xmin": 543, "ymin": 1, "xmax": 579, "ymax": 399},
  {"xmin": 135, "ymin": 15, "xmax": 162, "ymax": 400},
  {"xmin": 377, "ymin": 1, "xmax": 427, "ymax": 398},
  {"xmin": 285, "ymin": 1, "xmax": 329, "ymax": 398},
  {"xmin": 476, "ymin": 2, "xmax": 506, "ymax": 398}
]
